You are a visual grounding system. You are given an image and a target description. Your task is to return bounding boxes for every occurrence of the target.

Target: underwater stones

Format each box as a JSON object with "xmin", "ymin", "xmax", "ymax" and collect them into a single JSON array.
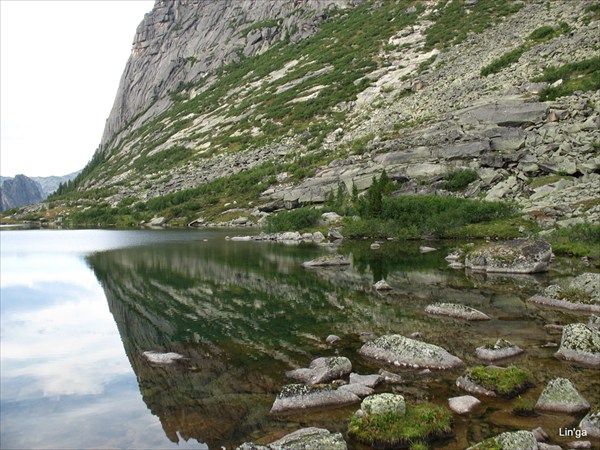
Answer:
[
  {"xmin": 361, "ymin": 393, "xmax": 406, "ymax": 416},
  {"xmin": 142, "ymin": 351, "xmax": 185, "ymax": 365},
  {"xmin": 528, "ymin": 273, "xmax": 600, "ymax": 313},
  {"xmin": 237, "ymin": 427, "xmax": 347, "ymax": 450},
  {"xmin": 359, "ymin": 334, "xmax": 463, "ymax": 370},
  {"xmin": 535, "ymin": 378, "xmax": 590, "ymax": 413},
  {"xmin": 425, "ymin": 302, "xmax": 491, "ymax": 321},
  {"xmin": 448, "ymin": 395, "xmax": 481, "ymax": 414},
  {"xmin": 465, "ymin": 238, "xmax": 552, "ymax": 274},
  {"xmin": 286, "ymin": 356, "xmax": 352, "ymax": 385},
  {"xmin": 467, "ymin": 430, "xmax": 538, "ymax": 450},
  {"xmin": 476, "ymin": 339, "xmax": 524, "ymax": 361},
  {"xmin": 270, "ymin": 384, "xmax": 360, "ymax": 415},
  {"xmin": 555, "ymin": 323, "xmax": 600, "ymax": 368},
  {"xmin": 301, "ymin": 254, "xmax": 350, "ymax": 268},
  {"xmin": 579, "ymin": 411, "xmax": 600, "ymax": 438}
]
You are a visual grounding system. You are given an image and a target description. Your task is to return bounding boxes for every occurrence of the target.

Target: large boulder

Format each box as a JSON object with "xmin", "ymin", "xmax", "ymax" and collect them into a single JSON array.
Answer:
[
  {"xmin": 465, "ymin": 239, "xmax": 552, "ymax": 274},
  {"xmin": 286, "ymin": 357, "xmax": 352, "ymax": 385},
  {"xmin": 554, "ymin": 323, "xmax": 600, "ymax": 368},
  {"xmin": 456, "ymin": 99, "xmax": 549, "ymax": 127},
  {"xmin": 359, "ymin": 334, "xmax": 463, "ymax": 370},
  {"xmin": 237, "ymin": 427, "xmax": 347, "ymax": 450},
  {"xmin": 425, "ymin": 302, "xmax": 491, "ymax": 321},
  {"xmin": 535, "ymin": 378, "xmax": 590, "ymax": 413},
  {"xmin": 528, "ymin": 273, "xmax": 600, "ymax": 313},
  {"xmin": 270, "ymin": 384, "xmax": 360, "ymax": 415}
]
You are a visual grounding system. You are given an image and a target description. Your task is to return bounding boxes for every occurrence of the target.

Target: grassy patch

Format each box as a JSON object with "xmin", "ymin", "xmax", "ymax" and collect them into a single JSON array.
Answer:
[
  {"xmin": 548, "ymin": 222, "xmax": 600, "ymax": 259},
  {"xmin": 467, "ymin": 365, "xmax": 533, "ymax": 398},
  {"xmin": 348, "ymin": 403, "xmax": 452, "ymax": 448},
  {"xmin": 443, "ymin": 169, "xmax": 479, "ymax": 191},
  {"xmin": 264, "ymin": 207, "xmax": 322, "ymax": 232},
  {"xmin": 533, "ymin": 56, "xmax": 600, "ymax": 101}
]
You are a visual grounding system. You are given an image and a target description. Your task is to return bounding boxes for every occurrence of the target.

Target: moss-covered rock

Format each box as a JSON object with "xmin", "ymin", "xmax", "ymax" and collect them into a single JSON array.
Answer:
[
  {"xmin": 554, "ymin": 323, "xmax": 600, "ymax": 368},
  {"xmin": 359, "ymin": 334, "xmax": 463, "ymax": 370},
  {"xmin": 457, "ymin": 365, "xmax": 533, "ymax": 398},
  {"xmin": 467, "ymin": 430, "xmax": 537, "ymax": 450},
  {"xmin": 535, "ymin": 377, "xmax": 590, "ymax": 413},
  {"xmin": 425, "ymin": 302, "xmax": 491, "ymax": 321},
  {"xmin": 465, "ymin": 238, "xmax": 552, "ymax": 273},
  {"xmin": 237, "ymin": 427, "xmax": 347, "ymax": 449},
  {"xmin": 348, "ymin": 401, "xmax": 452, "ymax": 449}
]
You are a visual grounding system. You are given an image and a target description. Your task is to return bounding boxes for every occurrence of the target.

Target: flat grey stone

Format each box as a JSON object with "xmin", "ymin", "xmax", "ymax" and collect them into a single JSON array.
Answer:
[{"xmin": 448, "ymin": 395, "xmax": 481, "ymax": 414}]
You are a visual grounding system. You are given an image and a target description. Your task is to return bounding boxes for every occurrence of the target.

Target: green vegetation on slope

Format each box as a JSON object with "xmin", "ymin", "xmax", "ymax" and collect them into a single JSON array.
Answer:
[{"xmin": 532, "ymin": 56, "xmax": 600, "ymax": 101}]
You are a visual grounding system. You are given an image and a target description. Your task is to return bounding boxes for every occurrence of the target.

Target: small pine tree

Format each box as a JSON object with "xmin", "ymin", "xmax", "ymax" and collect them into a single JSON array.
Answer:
[{"xmin": 351, "ymin": 181, "xmax": 359, "ymax": 203}]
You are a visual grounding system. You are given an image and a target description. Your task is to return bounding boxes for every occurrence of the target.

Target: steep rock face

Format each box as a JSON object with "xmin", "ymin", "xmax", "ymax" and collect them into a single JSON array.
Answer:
[
  {"xmin": 0, "ymin": 175, "xmax": 45, "ymax": 211},
  {"xmin": 101, "ymin": 0, "xmax": 362, "ymax": 149}
]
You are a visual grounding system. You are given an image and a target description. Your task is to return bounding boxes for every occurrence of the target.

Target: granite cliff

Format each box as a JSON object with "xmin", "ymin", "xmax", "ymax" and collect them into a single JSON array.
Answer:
[
  {"xmin": 12, "ymin": 0, "xmax": 600, "ymax": 232},
  {"xmin": 0, "ymin": 175, "xmax": 45, "ymax": 212}
]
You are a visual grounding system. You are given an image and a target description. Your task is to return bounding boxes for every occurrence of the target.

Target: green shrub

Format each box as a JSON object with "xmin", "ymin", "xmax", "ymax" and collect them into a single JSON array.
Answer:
[
  {"xmin": 264, "ymin": 207, "xmax": 322, "ymax": 232},
  {"xmin": 548, "ymin": 222, "xmax": 600, "ymax": 258},
  {"xmin": 527, "ymin": 25, "xmax": 557, "ymax": 42},
  {"xmin": 481, "ymin": 45, "xmax": 526, "ymax": 76},
  {"xmin": 443, "ymin": 169, "xmax": 479, "ymax": 191},
  {"xmin": 533, "ymin": 56, "xmax": 600, "ymax": 101}
]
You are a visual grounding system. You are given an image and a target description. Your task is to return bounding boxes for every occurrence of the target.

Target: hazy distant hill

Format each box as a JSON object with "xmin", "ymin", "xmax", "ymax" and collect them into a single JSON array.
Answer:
[{"xmin": 0, "ymin": 171, "xmax": 79, "ymax": 211}]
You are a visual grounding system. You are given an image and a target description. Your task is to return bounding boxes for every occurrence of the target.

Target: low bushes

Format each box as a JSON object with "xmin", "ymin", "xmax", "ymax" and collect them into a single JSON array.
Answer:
[{"xmin": 264, "ymin": 207, "xmax": 321, "ymax": 232}]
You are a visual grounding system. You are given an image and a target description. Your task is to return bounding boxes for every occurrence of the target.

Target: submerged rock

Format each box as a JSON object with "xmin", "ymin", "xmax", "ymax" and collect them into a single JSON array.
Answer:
[
  {"xmin": 448, "ymin": 395, "xmax": 481, "ymax": 414},
  {"xmin": 237, "ymin": 427, "xmax": 347, "ymax": 449},
  {"xmin": 359, "ymin": 334, "xmax": 463, "ymax": 370},
  {"xmin": 535, "ymin": 378, "xmax": 590, "ymax": 413},
  {"xmin": 286, "ymin": 356, "xmax": 352, "ymax": 385},
  {"xmin": 554, "ymin": 323, "xmax": 600, "ymax": 368},
  {"xmin": 270, "ymin": 384, "xmax": 360, "ymax": 415},
  {"xmin": 302, "ymin": 254, "xmax": 351, "ymax": 268},
  {"xmin": 476, "ymin": 338, "xmax": 524, "ymax": 361},
  {"xmin": 467, "ymin": 430, "xmax": 538, "ymax": 450},
  {"xmin": 465, "ymin": 239, "xmax": 552, "ymax": 273},
  {"xmin": 425, "ymin": 302, "xmax": 491, "ymax": 321}
]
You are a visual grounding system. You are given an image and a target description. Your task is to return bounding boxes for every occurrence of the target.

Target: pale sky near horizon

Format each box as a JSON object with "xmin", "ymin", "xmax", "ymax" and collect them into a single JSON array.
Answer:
[{"xmin": 1, "ymin": 0, "xmax": 154, "ymax": 178}]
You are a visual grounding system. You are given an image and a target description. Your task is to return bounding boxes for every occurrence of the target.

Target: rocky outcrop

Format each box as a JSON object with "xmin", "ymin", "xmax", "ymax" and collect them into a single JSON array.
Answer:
[
  {"xmin": 0, "ymin": 174, "xmax": 45, "ymax": 211},
  {"xmin": 465, "ymin": 239, "xmax": 552, "ymax": 274},
  {"xmin": 359, "ymin": 334, "xmax": 463, "ymax": 370},
  {"xmin": 535, "ymin": 377, "xmax": 590, "ymax": 413},
  {"xmin": 554, "ymin": 323, "xmax": 600, "ymax": 368},
  {"xmin": 270, "ymin": 384, "xmax": 360, "ymax": 415},
  {"xmin": 237, "ymin": 427, "xmax": 347, "ymax": 450},
  {"xmin": 425, "ymin": 302, "xmax": 491, "ymax": 321}
]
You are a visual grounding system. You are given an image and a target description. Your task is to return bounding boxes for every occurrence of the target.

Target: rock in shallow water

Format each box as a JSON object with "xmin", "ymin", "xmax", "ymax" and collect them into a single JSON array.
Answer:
[
  {"xmin": 476, "ymin": 338, "xmax": 524, "ymax": 361},
  {"xmin": 467, "ymin": 430, "xmax": 538, "ymax": 450},
  {"xmin": 448, "ymin": 395, "xmax": 481, "ymax": 414},
  {"xmin": 535, "ymin": 377, "xmax": 590, "ymax": 413},
  {"xmin": 555, "ymin": 323, "xmax": 600, "ymax": 368},
  {"xmin": 465, "ymin": 238, "xmax": 552, "ymax": 273},
  {"xmin": 237, "ymin": 427, "xmax": 347, "ymax": 449},
  {"xmin": 286, "ymin": 356, "xmax": 352, "ymax": 385},
  {"xmin": 425, "ymin": 302, "xmax": 491, "ymax": 321},
  {"xmin": 270, "ymin": 384, "xmax": 360, "ymax": 415},
  {"xmin": 359, "ymin": 334, "xmax": 463, "ymax": 370}
]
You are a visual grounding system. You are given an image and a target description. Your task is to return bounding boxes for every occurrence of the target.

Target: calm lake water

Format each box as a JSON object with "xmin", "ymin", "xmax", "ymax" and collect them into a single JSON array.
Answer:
[{"xmin": 1, "ymin": 229, "xmax": 598, "ymax": 449}]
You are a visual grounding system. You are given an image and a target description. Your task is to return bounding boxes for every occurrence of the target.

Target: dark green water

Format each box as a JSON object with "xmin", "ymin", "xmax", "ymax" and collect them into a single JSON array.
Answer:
[{"xmin": 1, "ymin": 229, "xmax": 598, "ymax": 449}]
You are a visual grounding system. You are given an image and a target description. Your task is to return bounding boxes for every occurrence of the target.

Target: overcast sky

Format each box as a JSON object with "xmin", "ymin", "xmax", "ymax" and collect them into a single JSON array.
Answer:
[{"xmin": 1, "ymin": 0, "xmax": 154, "ymax": 178}]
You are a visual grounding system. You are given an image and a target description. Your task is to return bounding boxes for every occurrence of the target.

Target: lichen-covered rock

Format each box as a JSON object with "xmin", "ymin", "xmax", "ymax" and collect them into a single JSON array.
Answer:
[
  {"xmin": 361, "ymin": 393, "xmax": 406, "ymax": 416},
  {"xmin": 579, "ymin": 410, "xmax": 600, "ymax": 438},
  {"xmin": 237, "ymin": 427, "xmax": 347, "ymax": 450},
  {"xmin": 448, "ymin": 395, "xmax": 481, "ymax": 414},
  {"xmin": 589, "ymin": 314, "xmax": 600, "ymax": 331},
  {"xmin": 528, "ymin": 273, "xmax": 600, "ymax": 313},
  {"xmin": 535, "ymin": 378, "xmax": 590, "ymax": 413},
  {"xmin": 476, "ymin": 338, "xmax": 524, "ymax": 361},
  {"xmin": 465, "ymin": 239, "xmax": 552, "ymax": 273},
  {"xmin": 359, "ymin": 334, "xmax": 463, "ymax": 370},
  {"xmin": 270, "ymin": 384, "xmax": 360, "ymax": 415},
  {"xmin": 302, "ymin": 254, "xmax": 351, "ymax": 268},
  {"xmin": 286, "ymin": 356, "xmax": 352, "ymax": 385},
  {"xmin": 425, "ymin": 302, "xmax": 491, "ymax": 321},
  {"xmin": 467, "ymin": 430, "xmax": 538, "ymax": 450},
  {"xmin": 554, "ymin": 323, "xmax": 600, "ymax": 368}
]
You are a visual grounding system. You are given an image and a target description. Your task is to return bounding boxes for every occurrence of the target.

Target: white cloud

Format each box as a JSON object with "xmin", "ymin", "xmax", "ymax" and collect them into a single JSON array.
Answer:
[{"xmin": 0, "ymin": 0, "xmax": 154, "ymax": 177}]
